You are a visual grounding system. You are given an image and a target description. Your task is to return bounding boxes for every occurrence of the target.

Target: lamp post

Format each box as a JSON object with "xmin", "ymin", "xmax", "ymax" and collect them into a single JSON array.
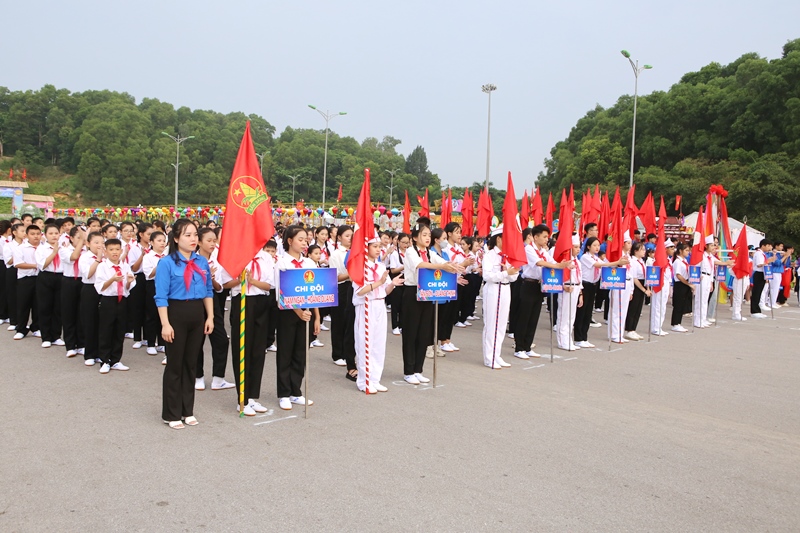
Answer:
[
  {"xmin": 385, "ymin": 168, "xmax": 400, "ymax": 211},
  {"xmin": 287, "ymin": 174, "xmax": 301, "ymax": 204},
  {"xmin": 481, "ymin": 84, "xmax": 496, "ymax": 192},
  {"xmin": 620, "ymin": 50, "xmax": 652, "ymax": 188},
  {"xmin": 308, "ymin": 105, "xmax": 347, "ymax": 209},
  {"xmin": 256, "ymin": 150, "xmax": 270, "ymax": 185},
  {"xmin": 161, "ymin": 132, "xmax": 194, "ymax": 208}
]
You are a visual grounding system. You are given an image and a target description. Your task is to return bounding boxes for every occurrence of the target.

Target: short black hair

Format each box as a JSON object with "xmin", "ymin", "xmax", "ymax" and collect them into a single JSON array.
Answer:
[
  {"xmin": 25, "ymin": 224, "xmax": 42, "ymax": 234},
  {"xmin": 759, "ymin": 239, "xmax": 772, "ymax": 248},
  {"xmin": 532, "ymin": 224, "xmax": 550, "ymax": 237},
  {"xmin": 105, "ymin": 238, "xmax": 122, "ymax": 248}
]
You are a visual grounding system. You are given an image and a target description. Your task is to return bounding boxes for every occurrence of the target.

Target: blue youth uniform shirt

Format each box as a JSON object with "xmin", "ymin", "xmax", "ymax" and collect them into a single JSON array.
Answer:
[{"xmin": 154, "ymin": 251, "xmax": 214, "ymax": 307}]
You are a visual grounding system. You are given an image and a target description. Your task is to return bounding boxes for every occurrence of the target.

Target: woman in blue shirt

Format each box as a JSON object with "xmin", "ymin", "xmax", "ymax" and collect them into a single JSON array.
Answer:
[{"xmin": 155, "ymin": 219, "xmax": 214, "ymax": 430}]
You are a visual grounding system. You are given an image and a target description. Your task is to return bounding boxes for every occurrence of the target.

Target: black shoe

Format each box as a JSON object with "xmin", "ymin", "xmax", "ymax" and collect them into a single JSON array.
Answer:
[{"xmin": 346, "ymin": 371, "xmax": 357, "ymax": 382}]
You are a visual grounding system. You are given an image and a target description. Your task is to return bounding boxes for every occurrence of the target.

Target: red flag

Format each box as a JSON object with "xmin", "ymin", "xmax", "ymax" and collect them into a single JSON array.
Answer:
[
  {"xmin": 8, "ymin": 169, "xmax": 12, "ymax": 180},
  {"xmin": 22, "ymin": 168, "xmax": 27, "ymax": 181},
  {"xmin": 501, "ymin": 173, "xmax": 526, "ymax": 268},
  {"xmin": 592, "ymin": 185, "xmax": 601, "ymax": 222},
  {"xmin": 553, "ymin": 186, "xmax": 575, "ymax": 262},
  {"xmin": 639, "ymin": 191, "xmax": 656, "ymax": 236},
  {"xmin": 403, "ymin": 191, "xmax": 411, "ymax": 234},
  {"xmin": 417, "ymin": 189, "xmax": 429, "ymax": 218},
  {"xmin": 545, "ymin": 192, "xmax": 554, "ymax": 231},
  {"xmin": 652, "ymin": 196, "xmax": 669, "ymax": 293},
  {"xmin": 624, "ymin": 185, "xmax": 639, "ymax": 239},
  {"xmin": 520, "ymin": 189, "xmax": 530, "ymax": 229},
  {"xmin": 675, "ymin": 195, "xmax": 682, "ymax": 212},
  {"xmin": 732, "ymin": 222, "xmax": 752, "ymax": 279},
  {"xmin": 599, "ymin": 190, "xmax": 610, "ymax": 241},
  {"xmin": 606, "ymin": 188, "xmax": 624, "ymax": 262},
  {"xmin": 531, "ymin": 187, "xmax": 543, "ymax": 225},
  {"xmin": 218, "ymin": 121, "xmax": 275, "ymax": 277},
  {"xmin": 719, "ymin": 196, "xmax": 733, "ymax": 253},
  {"xmin": 440, "ymin": 191, "xmax": 448, "ymax": 227},
  {"xmin": 461, "ymin": 189, "xmax": 474, "ymax": 237},
  {"xmin": 705, "ymin": 192, "xmax": 716, "ymax": 238},
  {"xmin": 347, "ymin": 168, "xmax": 376, "ymax": 287},
  {"xmin": 580, "ymin": 190, "xmax": 589, "ymax": 230},
  {"xmin": 477, "ymin": 188, "xmax": 493, "ymax": 237},
  {"xmin": 690, "ymin": 205, "xmax": 706, "ymax": 265},
  {"xmin": 337, "ymin": 183, "xmax": 342, "ymax": 202}
]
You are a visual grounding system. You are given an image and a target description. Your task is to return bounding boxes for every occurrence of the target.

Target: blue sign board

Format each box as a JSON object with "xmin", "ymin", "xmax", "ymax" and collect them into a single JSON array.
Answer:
[
  {"xmin": 645, "ymin": 266, "xmax": 661, "ymax": 286},
  {"xmin": 278, "ymin": 268, "xmax": 339, "ymax": 310},
  {"xmin": 716, "ymin": 265, "xmax": 727, "ymax": 282},
  {"xmin": 417, "ymin": 268, "xmax": 458, "ymax": 302},
  {"xmin": 764, "ymin": 264, "xmax": 773, "ymax": 277},
  {"xmin": 600, "ymin": 266, "xmax": 627, "ymax": 290},
  {"xmin": 688, "ymin": 265, "xmax": 701, "ymax": 284},
  {"xmin": 541, "ymin": 268, "xmax": 564, "ymax": 294}
]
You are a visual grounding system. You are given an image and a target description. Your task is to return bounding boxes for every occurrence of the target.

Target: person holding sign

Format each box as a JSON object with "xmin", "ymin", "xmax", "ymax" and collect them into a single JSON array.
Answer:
[
  {"xmin": 329, "ymin": 225, "xmax": 357, "ymax": 380},
  {"xmin": 608, "ymin": 232, "xmax": 634, "ymax": 343},
  {"xmin": 649, "ymin": 240, "xmax": 675, "ymax": 336},
  {"xmin": 750, "ymin": 239, "xmax": 773, "ymax": 318},
  {"xmin": 556, "ymin": 234, "xmax": 583, "ymax": 351},
  {"xmin": 402, "ymin": 218, "xmax": 461, "ymax": 384},
  {"xmin": 274, "ymin": 226, "xmax": 319, "ymax": 410},
  {"xmin": 670, "ymin": 243, "xmax": 693, "ymax": 332},
  {"xmin": 624, "ymin": 242, "xmax": 649, "ymax": 341},
  {"xmin": 693, "ymin": 237, "xmax": 733, "ymax": 328},
  {"xmin": 481, "ymin": 225, "xmax": 520, "ymax": 368},
  {"xmin": 353, "ymin": 236, "xmax": 404, "ymax": 393}
]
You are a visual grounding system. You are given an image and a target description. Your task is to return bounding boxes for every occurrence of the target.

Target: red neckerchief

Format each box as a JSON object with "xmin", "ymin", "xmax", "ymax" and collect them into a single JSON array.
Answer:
[
  {"xmin": 573, "ymin": 257, "xmax": 581, "ymax": 281},
  {"xmin": 248, "ymin": 257, "xmax": 262, "ymax": 291},
  {"xmin": 369, "ymin": 262, "xmax": 380, "ymax": 283},
  {"xmin": 291, "ymin": 258, "xmax": 304, "ymax": 268},
  {"xmin": 51, "ymin": 245, "xmax": 61, "ymax": 270},
  {"xmin": 420, "ymin": 249, "xmax": 428, "ymax": 262},
  {"xmin": 112, "ymin": 264, "xmax": 124, "ymax": 302},
  {"xmin": 124, "ymin": 243, "xmax": 131, "ymax": 263},
  {"xmin": 534, "ymin": 246, "xmax": 547, "ymax": 260},
  {"xmin": 182, "ymin": 257, "xmax": 207, "ymax": 290}
]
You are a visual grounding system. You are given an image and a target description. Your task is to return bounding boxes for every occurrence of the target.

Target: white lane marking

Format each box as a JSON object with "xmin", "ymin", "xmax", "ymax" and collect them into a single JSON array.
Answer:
[
  {"xmin": 254, "ymin": 416, "xmax": 297, "ymax": 426},
  {"xmin": 563, "ymin": 357, "xmax": 578, "ymax": 361},
  {"xmin": 523, "ymin": 364, "xmax": 546, "ymax": 370},
  {"xmin": 255, "ymin": 410, "xmax": 275, "ymax": 418}
]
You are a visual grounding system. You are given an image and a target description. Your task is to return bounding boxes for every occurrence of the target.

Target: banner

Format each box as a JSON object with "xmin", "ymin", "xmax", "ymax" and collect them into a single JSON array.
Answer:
[
  {"xmin": 600, "ymin": 266, "xmax": 627, "ymax": 290},
  {"xmin": 716, "ymin": 265, "xmax": 727, "ymax": 282},
  {"xmin": 764, "ymin": 264, "xmax": 773, "ymax": 277},
  {"xmin": 417, "ymin": 268, "xmax": 458, "ymax": 302},
  {"xmin": 278, "ymin": 268, "xmax": 339, "ymax": 309},
  {"xmin": 688, "ymin": 265, "xmax": 701, "ymax": 284},
  {"xmin": 542, "ymin": 268, "xmax": 564, "ymax": 294},
  {"xmin": 645, "ymin": 266, "xmax": 661, "ymax": 287}
]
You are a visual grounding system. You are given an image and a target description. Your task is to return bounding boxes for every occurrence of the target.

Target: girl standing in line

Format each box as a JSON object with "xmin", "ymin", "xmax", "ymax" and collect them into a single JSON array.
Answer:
[
  {"xmin": 481, "ymin": 226, "xmax": 520, "ymax": 369},
  {"xmin": 670, "ymin": 243, "xmax": 693, "ymax": 333},
  {"xmin": 142, "ymin": 231, "xmax": 167, "ymax": 359},
  {"xmin": 624, "ymin": 242, "xmax": 649, "ymax": 341},
  {"xmin": 78, "ymin": 232, "xmax": 105, "ymax": 366},
  {"xmin": 387, "ymin": 232, "xmax": 409, "ymax": 336},
  {"xmin": 60, "ymin": 226, "xmax": 86, "ymax": 358}
]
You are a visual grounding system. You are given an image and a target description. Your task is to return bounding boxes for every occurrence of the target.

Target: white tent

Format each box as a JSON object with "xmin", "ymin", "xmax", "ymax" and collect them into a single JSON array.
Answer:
[{"xmin": 683, "ymin": 212, "xmax": 765, "ymax": 249}]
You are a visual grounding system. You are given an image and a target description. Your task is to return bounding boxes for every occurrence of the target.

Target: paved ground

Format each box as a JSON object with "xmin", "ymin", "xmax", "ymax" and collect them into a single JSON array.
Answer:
[{"xmin": 1, "ymin": 299, "xmax": 799, "ymax": 532}]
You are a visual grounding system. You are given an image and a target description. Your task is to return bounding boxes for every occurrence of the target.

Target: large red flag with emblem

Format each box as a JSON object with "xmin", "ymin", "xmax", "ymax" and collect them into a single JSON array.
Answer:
[
  {"xmin": 403, "ymin": 191, "xmax": 411, "ymax": 234},
  {"xmin": 218, "ymin": 121, "xmax": 274, "ymax": 277},
  {"xmin": 347, "ymin": 168, "xmax": 376, "ymax": 287},
  {"xmin": 502, "ymin": 173, "xmax": 526, "ymax": 268}
]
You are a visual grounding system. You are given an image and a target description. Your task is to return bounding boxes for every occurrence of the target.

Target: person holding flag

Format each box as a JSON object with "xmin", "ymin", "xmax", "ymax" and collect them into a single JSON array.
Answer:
[
  {"xmin": 731, "ymin": 226, "xmax": 752, "ymax": 321},
  {"xmin": 649, "ymin": 238, "xmax": 675, "ymax": 337},
  {"xmin": 693, "ymin": 236, "xmax": 733, "ymax": 328}
]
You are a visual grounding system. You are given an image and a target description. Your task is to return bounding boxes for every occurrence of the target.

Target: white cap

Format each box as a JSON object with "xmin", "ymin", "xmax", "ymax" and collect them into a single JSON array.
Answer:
[
  {"xmin": 367, "ymin": 236, "xmax": 381, "ymax": 244},
  {"xmin": 491, "ymin": 225, "xmax": 503, "ymax": 237},
  {"xmin": 623, "ymin": 230, "xmax": 632, "ymax": 243},
  {"xmin": 571, "ymin": 234, "xmax": 580, "ymax": 246},
  {"xmin": 704, "ymin": 235, "xmax": 714, "ymax": 245},
  {"xmin": 665, "ymin": 239, "xmax": 675, "ymax": 248}
]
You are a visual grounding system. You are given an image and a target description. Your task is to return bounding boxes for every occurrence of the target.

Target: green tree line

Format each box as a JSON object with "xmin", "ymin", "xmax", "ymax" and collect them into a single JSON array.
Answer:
[{"xmin": 538, "ymin": 38, "xmax": 800, "ymax": 243}]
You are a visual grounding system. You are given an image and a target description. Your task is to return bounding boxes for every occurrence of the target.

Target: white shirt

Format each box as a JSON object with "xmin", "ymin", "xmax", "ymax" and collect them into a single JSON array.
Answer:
[
  {"xmin": 752, "ymin": 250, "xmax": 766, "ymax": 272},
  {"xmin": 242, "ymin": 250, "xmax": 275, "ymax": 297},
  {"xmin": 403, "ymin": 246, "xmax": 447, "ymax": 286},
  {"xmin": 352, "ymin": 260, "xmax": 391, "ymax": 305},
  {"xmin": 629, "ymin": 256, "xmax": 646, "ymax": 280},
  {"xmin": 565, "ymin": 255, "xmax": 582, "ymax": 288},
  {"xmin": 13, "ymin": 242, "xmax": 38, "ymax": 278},
  {"xmin": 94, "ymin": 260, "xmax": 135, "ymax": 298},
  {"xmin": 329, "ymin": 247, "xmax": 350, "ymax": 285},
  {"xmin": 35, "ymin": 242, "xmax": 63, "ymax": 274},
  {"xmin": 580, "ymin": 253, "xmax": 602, "ymax": 283},
  {"xmin": 673, "ymin": 256, "xmax": 689, "ymax": 281},
  {"xmin": 273, "ymin": 254, "xmax": 317, "ymax": 299},
  {"xmin": 142, "ymin": 250, "xmax": 166, "ymax": 280},
  {"xmin": 122, "ymin": 239, "xmax": 144, "ymax": 273},
  {"xmin": 388, "ymin": 249, "xmax": 405, "ymax": 272},
  {"xmin": 482, "ymin": 247, "xmax": 520, "ymax": 285},
  {"xmin": 522, "ymin": 244, "xmax": 551, "ymax": 281},
  {"xmin": 79, "ymin": 251, "xmax": 102, "ymax": 285},
  {"xmin": 59, "ymin": 243, "xmax": 83, "ymax": 278},
  {"xmin": 4, "ymin": 239, "xmax": 20, "ymax": 268}
]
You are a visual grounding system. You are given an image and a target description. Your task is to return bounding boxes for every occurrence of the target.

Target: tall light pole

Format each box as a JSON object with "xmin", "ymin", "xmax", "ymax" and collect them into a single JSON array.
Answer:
[
  {"xmin": 161, "ymin": 132, "xmax": 194, "ymax": 208},
  {"xmin": 481, "ymin": 84, "xmax": 496, "ymax": 192},
  {"xmin": 385, "ymin": 168, "xmax": 400, "ymax": 211},
  {"xmin": 621, "ymin": 50, "xmax": 652, "ymax": 188},
  {"xmin": 256, "ymin": 149, "xmax": 270, "ymax": 184},
  {"xmin": 287, "ymin": 174, "xmax": 301, "ymax": 204},
  {"xmin": 308, "ymin": 105, "xmax": 347, "ymax": 209}
]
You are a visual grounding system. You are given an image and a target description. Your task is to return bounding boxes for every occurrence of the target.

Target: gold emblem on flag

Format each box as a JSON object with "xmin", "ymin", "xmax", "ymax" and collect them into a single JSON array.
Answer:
[{"xmin": 231, "ymin": 176, "xmax": 269, "ymax": 215}]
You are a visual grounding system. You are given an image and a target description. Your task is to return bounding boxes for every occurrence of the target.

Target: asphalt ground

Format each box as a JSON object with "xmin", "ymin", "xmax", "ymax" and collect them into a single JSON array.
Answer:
[{"xmin": 1, "ymin": 298, "xmax": 799, "ymax": 532}]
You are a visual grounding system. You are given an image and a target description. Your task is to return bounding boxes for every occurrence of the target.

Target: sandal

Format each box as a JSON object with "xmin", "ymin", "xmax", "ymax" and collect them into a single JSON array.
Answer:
[
  {"xmin": 346, "ymin": 370, "xmax": 357, "ymax": 382},
  {"xmin": 164, "ymin": 420, "xmax": 184, "ymax": 430},
  {"xmin": 184, "ymin": 416, "xmax": 198, "ymax": 426}
]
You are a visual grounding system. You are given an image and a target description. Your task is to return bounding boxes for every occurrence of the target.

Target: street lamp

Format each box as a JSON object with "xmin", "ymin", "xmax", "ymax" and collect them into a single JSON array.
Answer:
[
  {"xmin": 308, "ymin": 105, "xmax": 347, "ymax": 209},
  {"xmin": 161, "ymin": 132, "xmax": 195, "ymax": 208},
  {"xmin": 620, "ymin": 50, "xmax": 652, "ymax": 188},
  {"xmin": 256, "ymin": 150, "xmax": 270, "ymax": 184},
  {"xmin": 287, "ymin": 174, "xmax": 301, "ymax": 204},
  {"xmin": 385, "ymin": 168, "xmax": 401, "ymax": 211},
  {"xmin": 481, "ymin": 84, "xmax": 496, "ymax": 192}
]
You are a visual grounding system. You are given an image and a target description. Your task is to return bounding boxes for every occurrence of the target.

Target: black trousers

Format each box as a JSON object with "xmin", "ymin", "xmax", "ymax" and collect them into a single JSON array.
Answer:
[
  {"xmin": 331, "ymin": 282, "xmax": 356, "ymax": 369},
  {"xmin": 229, "ymin": 294, "xmax": 268, "ymax": 399},
  {"xmin": 0, "ymin": 261, "xmax": 7, "ymax": 319},
  {"xmin": 513, "ymin": 279, "xmax": 544, "ymax": 352},
  {"xmin": 401, "ymin": 286, "xmax": 433, "ymax": 375},
  {"xmin": 508, "ymin": 277, "xmax": 523, "ymax": 333},
  {"xmin": 458, "ymin": 273, "xmax": 481, "ymax": 323},
  {"xmin": 574, "ymin": 280, "xmax": 598, "ymax": 342},
  {"xmin": 196, "ymin": 289, "xmax": 229, "ymax": 379},
  {"xmin": 36, "ymin": 271, "xmax": 62, "ymax": 343},
  {"xmin": 6, "ymin": 266, "xmax": 17, "ymax": 326},
  {"xmin": 80, "ymin": 283, "xmax": 100, "ymax": 361},
  {"xmin": 15, "ymin": 276, "xmax": 38, "ymax": 335},
  {"xmin": 144, "ymin": 280, "xmax": 163, "ymax": 348},
  {"xmin": 595, "ymin": 287, "xmax": 610, "ymax": 321},
  {"xmin": 671, "ymin": 283, "xmax": 692, "ymax": 326},
  {"xmin": 437, "ymin": 300, "xmax": 458, "ymax": 341},
  {"xmin": 98, "ymin": 295, "xmax": 127, "ymax": 365},
  {"xmin": 276, "ymin": 309, "xmax": 307, "ymax": 398},
  {"xmin": 61, "ymin": 276, "xmax": 83, "ymax": 350},
  {"xmin": 388, "ymin": 283, "xmax": 404, "ymax": 329},
  {"xmin": 265, "ymin": 291, "xmax": 278, "ymax": 347},
  {"xmin": 751, "ymin": 272, "xmax": 766, "ymax": 314},
  {"xmin": 625, "ymin": 281, "xmax": 646, "ymax": 331},
  {"xmin": 126, "ymin": 273, "xmax": 146, "ymax": 340},
  {"xmin": 162, "ymin": 299, "xmax": 205, "ymax": 421}
]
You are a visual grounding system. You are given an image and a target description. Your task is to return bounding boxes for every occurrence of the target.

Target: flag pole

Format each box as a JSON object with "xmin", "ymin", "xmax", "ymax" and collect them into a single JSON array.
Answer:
[
  {"xmin": 549, "ymin": 295, "xmax": 554, "ymax": 363},
  {"xmin": 433, "ymin": 302, "xmax": 439, "ymax": 386},
  {"xmin": 304, "ymin": 320, "xmax": 309, "ymax": 418},
  {"xmin": 647, "ymin": 289, "xmax": 652, "ymax": 342},
  {"xmin": 238, "ymin": 273, "xmax": 246, "ymax": 417},
  {"xmin": 364, "ymin": 238, "xmax": 371, "ymax": 395}
]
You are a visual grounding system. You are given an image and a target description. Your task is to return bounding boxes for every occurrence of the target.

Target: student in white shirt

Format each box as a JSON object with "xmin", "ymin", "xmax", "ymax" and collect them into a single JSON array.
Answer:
[
  {"xmin": 608, "ymin": 232, "xmax": 634, "ymax": 343},
  {"xmin": 142, "ymin": 231, "xmax": 167, "ymax": 356},
  {"xmin": 60, "ymin": 226, "xmax": 86, "ymax": 357},
  {"xmin": 13, "ymin": 225, "xmax": 42, "ymax": 340},
  {"xmin": 650, "ymin": 240, "xmax": 675, "ymax": 335},
  {"xmin": 750, "ymin": 239, "xmax": 772, "ymax": 317},
  {"xmin": 670, "ymin": 243, "xmax": 693, "ymax": 332},
  {"xmin": 328, "ymin": 225, "xmax": 357, "ymax": 379},
  {"xmin": 79, "ymin": 232, "xmax": 105, "ymax": 365},
  {"xmin": 481, "ymin": 225, "xmax": 520, "ymax": 368},
  {"xmin": 386, "ymin": 233, "xmax": 409, "ymax": 335},
  {"xmin": 94, "ymin": 238, "xmax": 136, "ymax": 374},
  {"xmin": 0, "ymin": 220, "xmax": 10, "ymax": 323},
  {"xmin": 3, "ymin": 222, "xmax": 24, "ymax": 329},
  {"xmin": 557, "ymin": 234, "xmax": 584, "ymax": 351},
  {"xmin": 35, "ymin": 224, "xmax": 64, "ymax": 348},
  {"xmin": 624, "ymin": 242, "xmax": 649, "ymax": 340}
]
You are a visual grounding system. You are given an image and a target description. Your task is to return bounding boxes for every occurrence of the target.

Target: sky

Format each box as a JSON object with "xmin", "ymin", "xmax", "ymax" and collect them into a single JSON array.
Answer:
[{"xmin": 3, "ymin": 0, "xmax": 799, "ymax": 192}]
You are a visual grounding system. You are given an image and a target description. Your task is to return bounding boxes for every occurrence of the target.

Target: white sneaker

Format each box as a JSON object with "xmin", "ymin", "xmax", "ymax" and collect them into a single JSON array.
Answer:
[
  {"xmin": 323, "ymin": 315, "xmax": 331, "ymax": 322},
  {"xmin": 7, "ymin": 325, "xmax": 16, "ymax": 331},
  {"xmin": 267, "ymin": 344, "xmax": 277, "ymax": 352},
  {"xmin": 404, "ymin": 374, "xmax": 421, "ymax": 385},
  {"xmin": 463, "ymin": 321, "xmax": 472, "ymax": 327},
  {"xmin": 162, "ymin": 357, "xmax": 167, "ymax": 365},
  {"xmin": 507, "ymin": 332, "xmax": 514, "ymax": 339},
  {"xmin": 476, "ymin": 295, "xmax": 482, "ymax": 300},
  {"xmin": 333, "ymin": 358, "xmax": 346, "ymax": 366},
  {"xmin": 576, "ymin": 341, "xmax": 595, "ymax": 348},
  {"xmin": 279, "ymin": 397, "xmax": 292, "ymax": 410},
  {"xmin": 157, "ymin": 346, "xmax": 165, "ymax": 353},
  {"xmin": 708, "ymin": 318, "xmax": 716, "ymax": 323},
  {"xmin": 195, "ymin": 378, "xmax": 205, "ymax": 390},
  {"xmin": 13, "ymin": 332, "xmax": 24, "ymax": 340},
  {"xmin": 392, "ymin": 328, "xmax": 401, "ymax": 335},
  {"xmin": 760, "ymin": 305, "xmax": 771, "ymax": 311},
  {"xmin": 447, "ymin": 343, "xmax": 460, "ymax": 352},
  {"xmin": 425, "ymin": 346, "xmax": 434, "ymax": 358},
  {"xmin": 124, "ymin": 332, "xmax": 134, "ymax": 339},
  {"xmin": 111, "ymin": 362, "xmax": 129, "ymax": 371},
  {"xmin": 624, "ymin": 331, "xmax": 639, "ymax": 341},
  {"xmin": 32, "ymin": 331, "xmax": 41, "ymax": 338},
  {"xmin": 77, "ymin": 347, "xmax": 85, "ymax": 355},
  {"xmin": 141, "ymin": 340, "xmax": 148, "ymax": 346},
  {"xmin": 146, "ymin": 347, "xmax": 157, "ymax": 355},
  {"xmin": 751, "ymin": 313, "xmax": 767, "ymax": 319},
  {"xmin": 671, "ymin": 325, "xmax": 688, "ymax": 332},
  {"xmin": 310, "ymin": 339, "xmax": 324, "ymax": 348},
  {"xmin": 238, "ymin": 403, "xmax": 256, "ymax": 416},
  {"xmin": 559, "ymin": 344, "xmax": 580, "ymax": 351},
  {"xmin": 414, "ymin": 373, "xmax": 430, "ymax": 383},
  {"xmin": 593, "ymin": 308, "xmax": 602, "ymax": 313},
  {"xmin": 212, "ymin": 377, "xmax": 235, "ymax": 390},
  {"xmin": 41, "ymin": 341, "xmax": 52, "ymax": 348},
  {"xmin": 132, "ymin": 341, "xmax": 142, "ymax": 349},
  {"xmin": 66, "ymin": 349, "xmax": 77, "ymax": 358},
  {"xmin": 486, "ymin": 362, "xmax": 503, "ymax": 369},
  {"xmin": 440, "ymin": 343, "xmax": 454, "ymax": 352},
  {"xmin": 84, "ymin": 358, "xmax": 96, "ymax": 366},
  {"xmin": 733, "ymin": 316, "xmax": 748, "ymax": 321},
  {"xmin": 468, "ymin": 315, "xmax": 480, "ymax": 321},
  {"xmin": 589, "ymin": 321, "xmax": 602, "ymax": 328},
  {"xmin": 702, "ymin": 322, "xmax": 713, "ymax": 328},
  {"xmin": 374, "ymin": 383, "xmax": 388, "ymax": 392},
  {"xmin": 53, "ymin": 339, "xmax": 65, "ymax": 346},
  {"xmin": 319, "ymin": 323, "xmax": 330, "ymax": 331},
  {"xmin": 454, "ymin": 322, "xmax": 467, "ymax": 328},
  {"xmin": 99, "ymin": 363, "xmax": 111, "ymax": 374},
  {"xmin": 513, "ymin": 351, "xmax": 530, "ymax": 360},
  {"xmin": 526, "ymin": 350, "xmax": 542, "ymax": 358},
  {"xmin": 249, "ymin": 400, "xmax": 268, "ymax": 413},
  {"xmin": 289, "ymin": 396, "xmax": 313, "ymax": 406},
  {"xmin": 496, "ymin": 358, "xmax": 511, "ymax": 368}
]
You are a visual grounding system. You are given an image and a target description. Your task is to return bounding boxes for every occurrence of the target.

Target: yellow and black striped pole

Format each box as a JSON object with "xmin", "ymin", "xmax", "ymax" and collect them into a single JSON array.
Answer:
[{"xmin": 238, "ymin": 272, "xmax": 246, "ymax": 417}]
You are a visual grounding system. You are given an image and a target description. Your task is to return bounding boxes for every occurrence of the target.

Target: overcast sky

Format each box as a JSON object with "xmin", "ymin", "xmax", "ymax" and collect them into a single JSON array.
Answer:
[{"xmin": 3, "ymin": 1, "xmax": 799, "ymax": 191}]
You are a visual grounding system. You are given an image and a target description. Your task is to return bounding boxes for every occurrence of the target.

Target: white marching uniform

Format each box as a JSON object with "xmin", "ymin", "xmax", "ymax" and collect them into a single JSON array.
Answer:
[
  {"xmin": 693, "ymin": 253, "xmax": 715, "ymax": 327},
  {"xmin": 608, "ymin": 253, "xmax": 633, "ymax": 342},
  {"xmin": 767, "ymin": 253, "xmax": 783, "ymax": 308},
  {"xmin": 731, "ymin": 273, "xmax": 748, "ymax": 320},
  {"xmin": 352, "ymin": 260, "xmax": 391, "ymax": 392},
  {"xmin": 481, "ymin": 247, "xmax": 519, "ymax": 367},
  {"xmin": 650, "ymin": 261, "xmax": 672, "ymax": 334},
  {"xmin": 556, "ymin": 256, "xmax": 582, "ymax": 349}
]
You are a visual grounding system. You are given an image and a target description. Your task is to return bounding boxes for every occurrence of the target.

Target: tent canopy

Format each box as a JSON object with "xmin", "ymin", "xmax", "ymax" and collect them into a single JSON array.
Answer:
[{"xmin": 683, "ymin": 212, "xmax": 765, "ymax": 249}]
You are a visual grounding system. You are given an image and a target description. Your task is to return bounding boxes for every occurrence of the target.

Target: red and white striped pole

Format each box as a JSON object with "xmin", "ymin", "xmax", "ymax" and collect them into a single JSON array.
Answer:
[{"xmin": 364, "ymin": 236, "xmax": 371, "ymax": 395}]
